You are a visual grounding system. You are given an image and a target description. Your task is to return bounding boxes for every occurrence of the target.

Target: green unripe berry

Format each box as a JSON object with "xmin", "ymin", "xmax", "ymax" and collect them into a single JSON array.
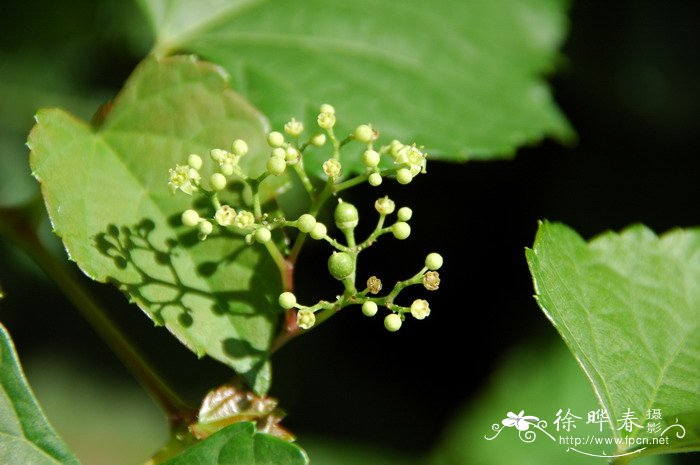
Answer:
[
  {"xmin": 187, "ymin": 154, "xmax": 203, "ymax": 170},
  {"xmin": 210, "ymin": 173, "xmax": 227, "ymax": 191},
  {"xmin": 362, "ymin": 150, "xmax": 380, "ymax": 167},
  {"xmin": 297, "ymin": 214, "xmax": 317, "ymax": 233},
  {"xmin": 354, "ymin": 124, "xmax": 374, "ymax": 144},
  {"xmin": 396, "ymin": 168, "xmax": 413, "ymax": 185},
  {"xmin": 267, "ymin": 131, "xmax": 285, "ymax": 147},
  {"xmin": 384, "ymin": 313, "xmax": 402, "ymax": 332},
  {"xmin": 267, "ymin": 156, "xmax": 287, "ymax": 176},
  {"xmin": 310, "ymin": 222, "xmax": 327, "ymax": 240},
  {"xmin": 425, "ymin": 252, "xmax": 444, "ymax": 270},
  {"xmin": 368, "ymin": 172, "xmax": 383, "ymax": 186},
  {"xmin": 181, "ymin": 209, "xmax": 200, "ymax": 227},
  {"xmin": 255, "ymin": 227, "xmax": 272, "ymax": 243},
  {"xmin": 231, "ymin": 139, "xmax": 248, "ymax": 156},
  {"xmin": 310, "ymin": 133, "xmax": 326, "ymax": 147},
  {"xmin": 397, "ymin": 207, "xmax": 413, "ymax": 221},
  {"xmin": 278, "ymin": 292, "xmax": 297, "ymax": 309},
  {"xmin": 334, "ymin": 201, "xmax": 359, "ymax": 230},
  {"xmin": 327, "ymin": 251, "xmax": 355, "ymax": 280},
  {"xmin": 362, "ymin": 301, "xmax": 378, "ymax": 317},
  {"xmin": 198, "ymin": 221, "xmax": 213, "ymax": 236},
  {"xmin": 392, "ymin": 222, "xmax": 411, "ymax": 240}
]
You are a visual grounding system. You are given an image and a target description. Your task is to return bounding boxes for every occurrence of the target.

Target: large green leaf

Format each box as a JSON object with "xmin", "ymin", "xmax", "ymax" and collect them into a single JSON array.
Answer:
[
  {"xmin": 0, "ymin": 323, "xmax": 80, "ymax": 465},
  {"xmin": 526, "ymin": 222, "xmax": 700, "ymax": 457},
  {"xmin": 28, "ymin": 56, "xmax": 283, "ymax": 394},
  {"xmin": 137, "ymin": 0, "xmax": 573, "ymax": 170},
  {"xmin": 432, "ymin": 342, "xmax": 672, "ymax": 465},
  {"xmin": 162, "ymin": 422, "xmax": 308, "ymax": 465}
]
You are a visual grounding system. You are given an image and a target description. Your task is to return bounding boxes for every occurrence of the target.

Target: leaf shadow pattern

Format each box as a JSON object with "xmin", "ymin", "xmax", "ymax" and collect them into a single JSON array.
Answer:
[{"xmin": 95, "ymin": 219, "xmax": 279, "ymax": 384}]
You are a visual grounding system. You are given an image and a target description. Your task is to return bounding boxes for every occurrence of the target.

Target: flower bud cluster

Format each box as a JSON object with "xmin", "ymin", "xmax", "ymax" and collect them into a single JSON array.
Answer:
[{"xmin": 168, "ymin": 103, "xmax": 443, "ymax": 335}]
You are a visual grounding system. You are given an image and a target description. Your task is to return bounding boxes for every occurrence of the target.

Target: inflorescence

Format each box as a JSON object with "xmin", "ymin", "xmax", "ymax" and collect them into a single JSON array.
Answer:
[{"xmin": 168, "ymin": 104, "xmax": 443, "ymax": 333}]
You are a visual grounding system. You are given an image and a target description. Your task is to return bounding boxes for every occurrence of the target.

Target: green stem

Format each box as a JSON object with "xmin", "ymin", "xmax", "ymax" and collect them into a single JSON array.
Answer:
[
  {"xmin": 0, "ymin": 205, "xmax": 195, "ymax": 426},
  {"xmin": 293, "ymin": 161, "xmax": 315, "ymax": 196},
  {"xmin": 289, "ymin": 181, "xmax": 334, "ymax": 263},
  {"xmin": 334, "ymin": 174, "xmax": 368, "ymax": 193}
]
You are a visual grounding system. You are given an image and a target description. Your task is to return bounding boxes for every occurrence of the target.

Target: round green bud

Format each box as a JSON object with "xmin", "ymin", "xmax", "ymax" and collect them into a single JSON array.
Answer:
[
  {"xmin": 297, "ymin": 214, "xmax": 317, "ymax": 233},
  {"xmin": 327, "ymin": 251, "xmax": 355, "ymax": 280},
  {"xmin": 187, "ymin": 154, "xmax": 203, "ymax": 170},
  {"xmin": 409, "ymin": 164, "xmax": 422, "ymax": 176},
  {"xmin": 245, "ymin": 233, "xmax": 254, "ymax": 244},
  {"xmin": 368, "ymin": 172, "xmax": 383, "ymax": 186},
  {"xmin": 362, "ymin": 301, "xmax": 378, "ymax": 317},
  {"xmin": 278, "ymin": 291, "xmax": 297, "ymax": 309},
  {"xmin": 396, "ymin": 168, "xmax": 413, "ymax": 185},
  {"xmin": 384, "ymin": 313, "xmax": 402, "ymax": 332},
  {"xmin": 354, "ymin": 124, "xmax": 374, "ymax": 144},
  {"xmin": 267, "ymin": 156, "xmax": 287, "ymax": 176},
  {"xmin": 397, "ymin": 207, "xmax": 413, "ymax": 221},
  {"xmin": 255, "ymin": 227, "xmax": 272, "ymax": 243},
  {"xmin": 310, "ymin": 133, "xmax": 327, "ymax": 147},
  {"xmin": 285, "ymin": 147, "xmax": 300, "ymax": 164},
  {"xmin": 320, "ymin": 103, "xmax": 335, "ymax": 114},
  {"xmin": 271, "ymin": 147, "xmax": 286, "ymax": 159},
  {"xmin": 220, "ymin": 163, "xmax": 234, "ymax": 176},
  {"xmin": 210, "ymin": 148, "xmax": 227, "ymax": 162},
  {"xmin": 425, "ymin": 252, "xmax": 444, "ymax": 270},
  {"xmin": 374, "ymin": 196, "xmax": 395, "ymax": 216},
  {"xmin": 181, "ymin": 209, "xmax": 200, "ymax": 227},
  {"xmin": 392, "ymin": 222, "xmax": 411, "ymax": 240},
  {"xmin": 231, "ymin": 139, "xmax": 248, "ymax": 156},
  {"xmin": 267, "ymin": 131, "xmax": 285, "ymax": 147},
  {"xmin": 362, "ymin": 150, "xmax": 380, "ymax": 168},
  {"xmin": 310, "ymin": 222, "xmax": 327, "ymax": 240},
  {"xmin": 198, "ymin": 220, "xmax": 213, "ymax": 236},
  {"xmin": 334, "ymin": 201, "xmax": 359, "ymax": 230},
  {"xmin": 210, "ymin": 173, "xmax": 227, "ymax": 191}
]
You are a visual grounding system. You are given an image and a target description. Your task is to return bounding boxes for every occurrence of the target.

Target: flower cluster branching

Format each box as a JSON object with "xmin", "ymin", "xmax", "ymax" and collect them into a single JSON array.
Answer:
[{"xmin": 168, "ymin": 104, "xmax": 442, "ymax": 333}]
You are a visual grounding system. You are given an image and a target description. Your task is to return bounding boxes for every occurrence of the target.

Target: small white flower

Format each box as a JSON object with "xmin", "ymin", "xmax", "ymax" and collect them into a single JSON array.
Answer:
[
  {"xmin": 502, "ymin": 411, "xmax": 539, "ymax": 431},
  {"xmin": 297, "ymin": 310, "xmax": 316, "ymax": 330},
  {"xmin": 323, "ymin": 159, "xmax": 341, "ymax": 178},
  {"xmin": 215, "ymin": 205, "xmax": 237, "ymax": 226},
  {"xmin": 168, "ymin": 164, "xmax": 200, "ymax": 195},
  {"xmin": 284, "ymin": 118, "xmax": 304, "ymax": 136},
  {"xmin": 233, "ymin": 210, "xmax": 255, "ymax": 229},
  {"xmin": 317, "ymin": 111, "xmax": 336, "ymax": 129},
  {"xmin": 410, "ymin": 299, "xmax": 431, "ymax": 320}
]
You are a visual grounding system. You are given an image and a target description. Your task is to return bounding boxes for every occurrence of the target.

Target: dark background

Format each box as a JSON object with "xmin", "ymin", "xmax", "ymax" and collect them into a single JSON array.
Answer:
[{"xmin": 0, "ymin": 0, "xmax": 698, "ymax": 463}]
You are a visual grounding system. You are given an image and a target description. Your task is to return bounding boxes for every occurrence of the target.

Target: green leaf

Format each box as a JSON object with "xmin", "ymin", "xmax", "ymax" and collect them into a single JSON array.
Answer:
[
  {"xmin": 162, "ymin": 422, "xmax": 308, "ymax": 465},
  {"xmin": 28, "ymin": 56, "xmax": 284, "ymax": 394},
  {"xmin": 526, "ymin": 222, "xmax": 700, "ymax": 457},
  {"xmin": 137, "ymin": 0, "xmax": 574, "ymax": 171},
  {"xmin": 432, "ymin": 342, "xmax": 672, "ymax": 465},
  {"xmin": 0, "ymin": 323, "xmax": 80, "ymax": 465}
]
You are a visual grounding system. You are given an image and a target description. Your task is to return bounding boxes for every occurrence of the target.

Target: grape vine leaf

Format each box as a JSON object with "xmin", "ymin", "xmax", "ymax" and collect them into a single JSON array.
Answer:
[
  {"xmin": 29, "ymin": 55, "xmax": 284, "ymax": 394},
  {"xmin": 0, "ymin": 323, "xmax": 80, "ymax": 465},
  {"xmin": 137, "ymin": 0, "xmax": 574, "ymax": 172},
  {"xmin": 432, "ymin": 343, "xmax": 672, "ymax": 465},
  {"xmin": 162, "ymin": 422, "xmax": 308, "ymax": 465},
  {"xmin": 526, "ymin": 221, "xmax": 700, "ymax": 457}
]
